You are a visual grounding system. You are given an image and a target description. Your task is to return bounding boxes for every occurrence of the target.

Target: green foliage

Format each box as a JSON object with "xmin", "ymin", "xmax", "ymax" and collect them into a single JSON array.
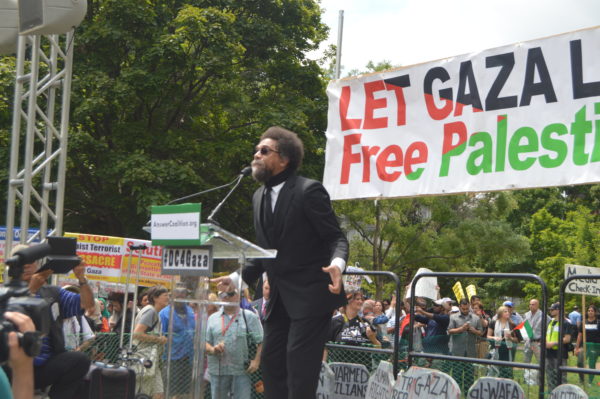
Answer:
[{"xmin": 59, "ymin": 0, "xmax": 330, "ymax": 237}]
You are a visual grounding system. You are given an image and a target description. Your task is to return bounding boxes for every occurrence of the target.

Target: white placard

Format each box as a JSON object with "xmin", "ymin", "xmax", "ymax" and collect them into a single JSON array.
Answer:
[
  {"xmin": 317, "ymin": 362, "xmax": 335, "ymax": 399},
  {"xmin": 467, "ymin": 377, "xmax": 524, "ymax": 399},
  {"xmin": 151, "ymin": 212, "xmax": 200, "ymax": 240},
  {"xmin": 366, "ymin": 361, "xmax": 394, "ymax": 399},
  {"xmin": 565, "ymin": 264, "xmax": 600, "ymax": 296},
  {"xmin": 392, "ymin": 366, "xmax": 460, "ymax": 399},
  {"xmin": 405, "ymin": 268, "xmax": 438, "ymax": 300},
  {"xmin": 550, "ymin": 384, "xmax": 588, "ymax": 399},
  {"xmin": 330, "ymin": 362, "xmax": 370, "ymax": 399}
]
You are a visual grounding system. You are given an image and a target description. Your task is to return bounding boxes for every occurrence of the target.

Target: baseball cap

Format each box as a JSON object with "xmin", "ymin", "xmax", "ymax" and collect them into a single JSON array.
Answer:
[
  {"xmin": 503, "ymin": 301, "xmax": 514, "ymax": 308},
  {"xmin": 549, "ymin": 302, "xmax": 561, "ymax": 311},
  {"xmin": 434, "ymin": 297, "xmax": 452, "ymax": 306},
  {"xmin": 450, "ymin": 306, "xmax": 459, "ymax": 313}
]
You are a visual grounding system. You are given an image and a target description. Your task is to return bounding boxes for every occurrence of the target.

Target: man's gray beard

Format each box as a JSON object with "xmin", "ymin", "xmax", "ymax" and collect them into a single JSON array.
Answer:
[{"xmin": 252, "ymin": 165, "xmax": 272, "ymax": 183}]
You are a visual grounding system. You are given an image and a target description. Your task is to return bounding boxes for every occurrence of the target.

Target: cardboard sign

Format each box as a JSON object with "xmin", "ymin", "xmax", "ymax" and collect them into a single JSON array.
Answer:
[
  {"xmin": 330, "ymin": 362, "xmax": 370, "ymax": 399},
  {"xmin": 564, "ymin": 264, "xmax": 600, "ymax": 296},
  {"xmin": 317, "ymin": 362, "xmax": 335, "ymax": 399},
  {"xmin": 467, "ymin": 377, "xmax": 525, "ymax": 399},
  {"xmin": 366, "ymin": 361, "xmax": 394, "ymax": 399},
  {"xmin": 550, "ymin": 384, "xmax": 588, "ymax": 399},
  {"xmin": 324, "ymin": 27, "xmax": 600, "ymax": 200},
  {"xmin": 392, "ymin": 366, "xmax": 460, "ymax": 399}
]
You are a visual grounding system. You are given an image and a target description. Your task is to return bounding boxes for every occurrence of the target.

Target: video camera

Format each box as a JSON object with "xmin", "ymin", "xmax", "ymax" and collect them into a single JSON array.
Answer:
[{"xmin": 0, "ymin": 236, "xmax": 81, "ymax": 363}]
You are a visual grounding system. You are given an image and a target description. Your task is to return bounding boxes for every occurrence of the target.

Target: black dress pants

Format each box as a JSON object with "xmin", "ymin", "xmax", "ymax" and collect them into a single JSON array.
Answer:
[
  {"xmin": 35, "ymin": 351, "xmax": 91, "ymax": 399},
  {"xmin": 261, "ymin": 297, "xmax": 332, "ymax": 399}
]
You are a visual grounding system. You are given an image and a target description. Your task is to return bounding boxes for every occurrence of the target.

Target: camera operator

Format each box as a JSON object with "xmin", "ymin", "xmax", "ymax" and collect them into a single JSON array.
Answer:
[
  {"xmin": 1, "ymin": 312, "xmax": 36, "ymax": 399},
  {"xmin": 11, "ymin": 244, "xmax": 94, "ymax": 399}
]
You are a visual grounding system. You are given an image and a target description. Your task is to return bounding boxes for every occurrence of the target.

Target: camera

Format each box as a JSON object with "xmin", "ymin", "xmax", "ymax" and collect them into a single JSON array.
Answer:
[{"xmin": 0, "ymin": 237, "xmax": 81, "ymax": 363}]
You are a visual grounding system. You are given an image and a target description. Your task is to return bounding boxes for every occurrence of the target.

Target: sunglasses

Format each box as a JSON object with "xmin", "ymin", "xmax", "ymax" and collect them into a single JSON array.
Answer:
[
  {"xmin": 256, "ymin": 146, "xmax": 280, "ymax": 156},
  {"xmin": 218, "ymin": 291, "xmax": 236, "ymax": 299}
]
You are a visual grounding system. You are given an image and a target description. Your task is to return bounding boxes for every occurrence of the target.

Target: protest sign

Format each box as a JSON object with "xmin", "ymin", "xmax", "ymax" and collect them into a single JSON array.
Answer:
[
  {"xmin": 317, "ymin": 362, "xmax": 335, "ymax": 399},
  {"xmin": 467, "ymin": 377, "xmax": 524, "ymax": 399},
  {"xmin": 366, "ymin": 361, "xmax": 394, "ymax": 399},
  {"xmin": 324, "ymin": 27, "xmax": 600, "ymax": 200},
  {"xmin": 550, "ymin": 384, "xmax": 588, "ymax": 399},
  {"xmin": 64, "ymin": 232, "xmax": 171, "ymax": 287},
  {"xmin": 564, "ymin": 264, "xmax": 600, "ymax": 296},
  {"xmin": 329, "ymin": 362, "xmax": 369, "ymax": 399},
  {"xmin": 392, "ymin": 366, "xmax": 460, "ymax": 399},
  {"xmin": 452, "ymin": 281, "xmax": 465, "ymax": 302},
  {"xmin": 405, "ymin": 268, "xmax": 438, "ymax": 300}
]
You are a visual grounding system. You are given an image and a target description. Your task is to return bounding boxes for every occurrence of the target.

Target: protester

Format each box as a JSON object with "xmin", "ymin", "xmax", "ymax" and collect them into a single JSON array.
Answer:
[
  {"xmin": 569, "ymin": 305, "xmax": 583, "ymax": 328},
  {"xmin": 472, "ymin": 302, "xmax": 491, "ymax": 359},
  {"xmin": 415, "ymin": 298, "xmax": 450, "ymax": 356},
  {"xmin": 251, "ymin": 274, "xmax": 270, "ymax": 324},
  {"xmin": 523, "ymin": 298, "xmax": 549, "ymax": 365},
  {"xmin": 546, "ymin": 302, "xmax": 572, "ymax": 392},
  {"xmin": 97, "ymin": 298, "xmax": 111, "ymax": 333},
  {"xmin": 159, "ymin": 285, "xmax": 195, "ymax": 398},
  {"xmin": 212, "ymin": 126, "xmax": 348, "ymax": 399},
  {"xmin": 11, "ymin": 244, "xmax": 93, "ymax": 399},
  {"xmin": 487, "ymin": 306, "xmax": 519, "ymax": 378},
  {"xmin": 575, "ymin": 304, "xmax": 600, "ymax": 384},
  {"xmin": 108, "ymin": 291, "xmax": 135, "ymax": 334},
  {"xmin": 133, "ymin": 286, "xmax": 170, "ymax": 399},
  {"xmin": 448, "ymin": 298, "xmax": 483, "ymax": 392},
  {"xmin": 205, "ymin": 289, "xmax": 263, "ymax": 399},
  {"xmin": 329, "ymin": 291, "xmax": 382, "ymax": 348}
]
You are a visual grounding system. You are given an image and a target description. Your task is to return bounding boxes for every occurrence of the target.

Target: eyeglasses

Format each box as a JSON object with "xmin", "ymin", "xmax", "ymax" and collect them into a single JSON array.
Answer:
[
  {"xmin": 218, "ymin": 291, "xmax": 236, "ymax": 299},
  {"xmin": 255, "ymin": 146, "xmax": 280, "ymax": 156}
]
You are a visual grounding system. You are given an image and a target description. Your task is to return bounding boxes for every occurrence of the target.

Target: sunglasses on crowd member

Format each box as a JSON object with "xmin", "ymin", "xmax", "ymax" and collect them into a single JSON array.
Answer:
[
  {"xmin": 256, "ymin": 146, "xmax": 280, "ymax": 156},
  {"xmin": 218, "ymin": 291, "xmax": 237, "ymax": 299}
]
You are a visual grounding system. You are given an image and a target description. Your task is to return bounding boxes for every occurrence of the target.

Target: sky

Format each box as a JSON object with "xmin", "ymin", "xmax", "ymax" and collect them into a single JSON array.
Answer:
[{"xmin": 312, "ymin": 0, "xmax": 600, "ymax": 76}]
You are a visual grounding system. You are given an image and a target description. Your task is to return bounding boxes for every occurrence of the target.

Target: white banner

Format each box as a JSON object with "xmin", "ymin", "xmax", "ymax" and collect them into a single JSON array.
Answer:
[{"xmin": 324, "ymin": 26, "xmax": 600, "ymax": 200}]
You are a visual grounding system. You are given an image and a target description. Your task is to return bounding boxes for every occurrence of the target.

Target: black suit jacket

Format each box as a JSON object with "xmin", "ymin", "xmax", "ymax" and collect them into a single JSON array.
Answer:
[{"xmin": 242, "ymin": 174, "xmax": 348, "ymax": 320}]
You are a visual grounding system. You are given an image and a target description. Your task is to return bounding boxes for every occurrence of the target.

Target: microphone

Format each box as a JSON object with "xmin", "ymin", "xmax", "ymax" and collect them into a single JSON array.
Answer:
[
  {"xmin": 206, "ymin": 166, "xmax": 252, "ymax": 225},
  {"xmin": 167, "ymin": 166, "xmax": 251, "ymax": 205}
]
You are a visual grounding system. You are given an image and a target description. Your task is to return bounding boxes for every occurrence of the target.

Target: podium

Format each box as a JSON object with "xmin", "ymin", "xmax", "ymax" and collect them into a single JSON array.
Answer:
[{"xmin": 162, "ymin": 223, "xmax": 276, "ymax": 398}]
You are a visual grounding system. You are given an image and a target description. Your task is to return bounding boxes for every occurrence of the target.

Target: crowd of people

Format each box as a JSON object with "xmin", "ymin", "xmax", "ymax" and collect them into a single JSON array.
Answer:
[
  {"xmin": 325, "ymin": 290, "xmax": 600, "ymax": 394},
  {"xmin": 2, "ymin": 247, "xmax": 600, "ymax": 399}
]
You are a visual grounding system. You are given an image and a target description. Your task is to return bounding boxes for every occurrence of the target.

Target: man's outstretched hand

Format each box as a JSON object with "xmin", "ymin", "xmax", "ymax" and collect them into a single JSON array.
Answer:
[
  {"xmin": 322, "ymin": 265, "xmax": 342, "ymax": 294},
  {"xmin": 210, "ymin": 276, "xmax": 233, "ymax": 292}
]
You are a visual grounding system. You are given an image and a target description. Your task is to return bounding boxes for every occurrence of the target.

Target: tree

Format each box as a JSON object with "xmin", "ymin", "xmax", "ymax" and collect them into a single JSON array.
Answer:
[{"xmin": 60, "ymin": 0, "xmax": 330, "ymax": 238}]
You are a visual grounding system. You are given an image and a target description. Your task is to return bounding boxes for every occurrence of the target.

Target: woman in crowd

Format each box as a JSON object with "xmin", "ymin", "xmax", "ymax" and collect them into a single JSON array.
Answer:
[
  {"xmin": 372, "ymin": 300, "xmax": 390, "ymax": 345},
  {"xmin": 473, "ymin": 302, "xmax": 491, "ymax": 359},
  {"xmin": 133, "ymin": 286, "xmax": 170, "ymax": 399},
  {"xmin": 98, "ymin": 298, "xmax": 111, "ymax": 332},
  {"xmin": 487, "ymin": 306, "xmax": 519, "ymax": 378},
  {"xmin": 575, "ymin": 304, "xmax": 600, "ymax": 384}
]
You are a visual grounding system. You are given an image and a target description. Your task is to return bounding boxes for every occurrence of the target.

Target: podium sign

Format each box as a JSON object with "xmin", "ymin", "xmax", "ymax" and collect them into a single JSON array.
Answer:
[
  {"xmin": 151, "ymin": 203, "xmax": 201, "ymax": 246},
  {"xmin": 161, "ymin": 246, "xmax": 213, "ymax": 276}
]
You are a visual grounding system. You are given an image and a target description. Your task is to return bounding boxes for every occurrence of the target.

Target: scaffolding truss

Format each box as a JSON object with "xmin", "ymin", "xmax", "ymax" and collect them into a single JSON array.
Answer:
[{"xmin": 5, "ymin": 31, "xmax": 75, "ymax": 255}]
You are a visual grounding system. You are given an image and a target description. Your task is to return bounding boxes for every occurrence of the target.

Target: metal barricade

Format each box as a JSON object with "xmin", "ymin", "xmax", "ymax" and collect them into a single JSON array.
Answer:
[{"xmin": 408, "ymin": 272, "xmax": 548, "ymax": 399}]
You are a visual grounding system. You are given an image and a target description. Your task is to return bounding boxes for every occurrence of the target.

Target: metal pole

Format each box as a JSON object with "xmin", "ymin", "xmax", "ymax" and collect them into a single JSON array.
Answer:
[
  {"xmin": 335, "ymin": 10, "xmax": 344, "ymax": 79},
  {"xmin": 4, "ymin": 35, "xmax": 27, "ymax": 269},
  {"xmin": 127, "ymin": 246, "xmax": 146, "ymax": 351},
  {"xmin": 119, "ymin": 249, "xmax": 135, "ymax": 350}
]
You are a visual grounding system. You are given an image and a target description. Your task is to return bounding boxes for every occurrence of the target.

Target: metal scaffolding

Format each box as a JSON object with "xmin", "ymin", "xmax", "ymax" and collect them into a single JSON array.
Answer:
[{"xmin": 5, "ymin": 31, "xmax": 75, "ymax": 256}]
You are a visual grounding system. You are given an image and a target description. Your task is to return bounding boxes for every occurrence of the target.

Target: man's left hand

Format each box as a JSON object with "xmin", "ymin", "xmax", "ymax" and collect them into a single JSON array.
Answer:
[
  {"xmin": 322, "ymin": 265, "xmax": 342, "ymax": 294},
  {"xmin": 247, "ymin": 358, "xmax": 260, "ymax": 373}
]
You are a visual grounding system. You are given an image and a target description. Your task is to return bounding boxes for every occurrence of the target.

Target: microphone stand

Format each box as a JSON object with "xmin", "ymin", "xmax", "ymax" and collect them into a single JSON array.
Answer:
[{"xmin": 206, "ymin": 172, "xmax": 246, "ymax": 225}]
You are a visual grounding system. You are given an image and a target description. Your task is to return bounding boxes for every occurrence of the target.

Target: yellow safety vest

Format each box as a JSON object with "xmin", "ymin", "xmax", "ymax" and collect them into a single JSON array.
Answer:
[{"xmin": 546, "ymin": 320, "xmax": 559, "ymax": 350}]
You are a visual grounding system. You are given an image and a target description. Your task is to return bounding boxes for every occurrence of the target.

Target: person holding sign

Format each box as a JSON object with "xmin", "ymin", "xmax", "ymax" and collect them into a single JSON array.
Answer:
[
  {"xmin": 575, "ymin": 304, "xmax": 600, "ymax": 385},
  {"xmin": 212, "ymin": 127, "xmax": 349, "ymax": 399}
]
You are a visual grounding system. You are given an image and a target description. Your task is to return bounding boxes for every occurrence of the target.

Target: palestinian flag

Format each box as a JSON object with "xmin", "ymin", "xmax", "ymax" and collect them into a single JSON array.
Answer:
[{"xmin": 515, "ymin": 320, "xmax": 534, "ymax": 340}]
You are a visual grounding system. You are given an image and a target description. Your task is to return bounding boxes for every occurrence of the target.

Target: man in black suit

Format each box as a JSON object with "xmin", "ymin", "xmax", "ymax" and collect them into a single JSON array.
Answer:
[
  {"xmin": 213, "ymin": 126, "xmax": 348, "ymax": 399},
  {"xmin": 251, "ymin": 273, "xmax": 270, "ymax": 323}
]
